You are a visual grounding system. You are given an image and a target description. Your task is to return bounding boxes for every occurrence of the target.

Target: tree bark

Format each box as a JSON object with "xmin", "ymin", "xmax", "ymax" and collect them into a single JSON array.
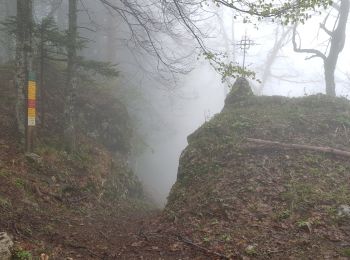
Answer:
[
  {"xmin": 324, "ymin": 62, "xmax": 336, "ymax": 96},
  {"xmin": 64, "ymin": 0, "xmax": 78, "ymax": 152},
  {"xmin": 15, "ymin": 0, "xmax": 33, "ymax": 146}
]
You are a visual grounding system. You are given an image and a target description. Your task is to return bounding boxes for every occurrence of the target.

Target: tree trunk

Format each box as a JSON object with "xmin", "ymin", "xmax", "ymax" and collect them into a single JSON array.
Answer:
[
  {"xmin": 324, "ymin": 61, "xmax": 336, "ymax": 96},
  {"xmin": 0, "ymin": 0, "xmax": 16, "ymax": 61},
  {"xmin": 39, "ymin": 22, "xmax": 46, "ymax": 127},
  {"xmin": 292, "ymin": 0, "xmax": 349, "ymax": 96},
  {"xmin": 64, "ymin": 0, "xmax": 78, "ymax": 152},
  {"xmin": 324, "ymin": 0, "xmax": 349, "ymax": 96},
  {"xmin": 15, "ymin": 0, "xmax": 32, "ymax": 146}
]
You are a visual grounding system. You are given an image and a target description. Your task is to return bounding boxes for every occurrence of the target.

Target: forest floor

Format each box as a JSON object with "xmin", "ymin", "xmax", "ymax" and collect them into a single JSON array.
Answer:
[
  {"xmin": 0, "ymin": 147, "xmax": 211, "ymax": 260},
  {"xmin": 0, "ymin": 70, "xmax": 213, "ymax": 260},
  {"xmin": 3, "ymin": 73, "xmax": 350, "ymax": 259}
]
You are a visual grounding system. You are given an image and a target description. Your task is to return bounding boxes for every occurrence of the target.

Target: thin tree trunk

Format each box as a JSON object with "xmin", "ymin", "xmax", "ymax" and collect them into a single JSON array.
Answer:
[
  {"xmin": 64, "ymin": 0, "xmax": 78, "ymax": 152},
  {"xmin": 39, "ymin": 23, "xmax": 45, "ymax": 127}
]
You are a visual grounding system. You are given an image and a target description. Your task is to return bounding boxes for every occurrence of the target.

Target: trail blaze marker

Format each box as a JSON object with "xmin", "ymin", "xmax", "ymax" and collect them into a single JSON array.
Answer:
[{"xmin": 26, "ymin": 72, "xmax": 36, "ymax": 152}]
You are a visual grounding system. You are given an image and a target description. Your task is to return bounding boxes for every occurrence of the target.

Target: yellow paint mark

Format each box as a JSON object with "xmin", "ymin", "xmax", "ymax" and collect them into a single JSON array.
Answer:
[
  {"xmin": 28, "ymin": 81, "xmax": 36, "ymax": 100},
  {"xmin": 28, "ymin": 108, "xmax": 36, "ymax": 117}
]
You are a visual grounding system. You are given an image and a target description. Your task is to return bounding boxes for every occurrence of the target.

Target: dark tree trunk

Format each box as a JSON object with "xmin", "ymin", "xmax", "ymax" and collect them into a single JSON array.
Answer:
[
  {"xmin": 15, "ymin": 0, "xmax": 32, "ymax": 146},
  {"xmin": 64, "ymin": 0, "xmax": 78, "ymax": 152}
]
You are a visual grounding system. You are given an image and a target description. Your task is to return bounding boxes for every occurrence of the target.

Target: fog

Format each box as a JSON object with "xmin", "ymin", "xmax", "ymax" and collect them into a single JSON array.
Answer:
[
  {"xmin": 132, "ymin": 63, "xmax": 224, "ymax": 205},
  {"xmin": 72, "ymin": 1, "xmax": 350, "ymax": 206},
  {"xmin": 123, "ymin": 10, "xmax": 349, "ymax": 206},
  {"xmin": 3, "ymin": 0, "xmax": 349, "ymax": 206}
]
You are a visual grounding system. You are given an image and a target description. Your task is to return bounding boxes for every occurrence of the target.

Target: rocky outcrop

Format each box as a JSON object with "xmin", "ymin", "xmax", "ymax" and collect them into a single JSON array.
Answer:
[
  {"xmin": 167, "ymin": 78, "xmax": 350, "ymax": 259},
  {"xmin": 0, "ymin": 232, "xmax": 13, "ymax": 260}
]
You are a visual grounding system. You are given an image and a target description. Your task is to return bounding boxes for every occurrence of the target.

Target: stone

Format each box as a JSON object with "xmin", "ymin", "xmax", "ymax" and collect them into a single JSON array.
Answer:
[
  {"xmin": 25, "ymin": 153, "xmax": 43, "ymax": 164},
  {"xmin": 338, "ymin": 205, "xmax": 350, "ymax": 217},
  {"xmin": 0, "ymin": 232, "xmax": 13, "ymax": 260},
  {"xmin": 225, "ymin": 77, "xmax": 254, "ymax": 105},
  {"xmin": 40, "ymin": 253, "xmax": 49, "ymax": 260}
]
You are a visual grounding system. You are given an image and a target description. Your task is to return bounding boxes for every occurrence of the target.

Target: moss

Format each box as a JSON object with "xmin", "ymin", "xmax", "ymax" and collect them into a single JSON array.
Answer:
[
  {"xmin": 341, "ymin": 248, "xmax": 350, "ymax": 257},
  {"xmin": 14, "ymin": 178, "xmax": 26, "ymax": 189},
  {"xmin": 276, "ymin": 209, "xmax": 291, "ymax": 220}
]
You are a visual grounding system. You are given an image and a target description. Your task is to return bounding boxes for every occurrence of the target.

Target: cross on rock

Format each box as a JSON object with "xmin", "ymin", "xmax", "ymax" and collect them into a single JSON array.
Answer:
[{"xmin": 236, "ymin": 32, "xmax": 258, "ymax": 70}]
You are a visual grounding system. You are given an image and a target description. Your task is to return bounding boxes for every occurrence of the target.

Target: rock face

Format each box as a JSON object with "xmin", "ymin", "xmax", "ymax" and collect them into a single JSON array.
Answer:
[
  {"xmin": 167, "ymin": 78, "xmax": 350, "ymax": 258},
  {"xmin": 77, "ymin": 87, "xmax": 132, "ymax": 155},
  {"xmin": 0, "ymin": 232, "xmax": 13, "ymax": 260}
]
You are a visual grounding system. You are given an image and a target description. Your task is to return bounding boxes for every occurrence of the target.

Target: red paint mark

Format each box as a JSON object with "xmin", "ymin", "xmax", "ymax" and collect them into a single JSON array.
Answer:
[{"xmin": 28, "ymin": 99, "xmax": 36, "ymax": 108}]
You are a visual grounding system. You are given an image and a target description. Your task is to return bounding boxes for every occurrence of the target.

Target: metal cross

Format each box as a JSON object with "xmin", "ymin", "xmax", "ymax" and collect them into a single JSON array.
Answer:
[{"xmin": 236, "ymin": 32, "xmax": 257, "ymax": 70}]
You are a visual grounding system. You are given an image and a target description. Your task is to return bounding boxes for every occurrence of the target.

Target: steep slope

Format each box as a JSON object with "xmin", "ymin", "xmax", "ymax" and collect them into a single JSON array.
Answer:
[
  {"xmin": 0, "ymin": 65, "xmax": 151, "ymax": 259},
  {"xmin": 166, "ymin": 78, "xmax": 350, "ymax": 259}
]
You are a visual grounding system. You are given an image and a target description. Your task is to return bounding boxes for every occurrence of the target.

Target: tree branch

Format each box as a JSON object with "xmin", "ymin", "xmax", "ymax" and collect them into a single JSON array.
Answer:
[{"xmin": 292, "ymin": 25, "xmax": 326, "ymax": 61}]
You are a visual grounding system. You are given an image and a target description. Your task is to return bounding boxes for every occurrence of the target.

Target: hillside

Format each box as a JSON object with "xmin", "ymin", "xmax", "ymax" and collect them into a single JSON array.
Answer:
[
  {"xmin": 0, "ymin": 66, "xmax": 153, "ymax": 259},
  {"xmin": 165, "ymin": 78, "xmax": 350, "ymax": 259},
  {"xmin": 2, "ymin": 74, "xmax": 350, "ymax": 259}
]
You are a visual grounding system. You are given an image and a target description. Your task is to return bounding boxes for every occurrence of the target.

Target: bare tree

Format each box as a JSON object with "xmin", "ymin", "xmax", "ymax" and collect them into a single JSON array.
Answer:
[
  {"xmin": 292, "ymin": 0, "xmax": 350, "ymax": 96},
  {"xmin": 257, "ymin": 25, "xmax": 292, "ymax": 94},
  {"xmin": 97, "ymin": 0, "xmax": 203, "ymax": 77}
]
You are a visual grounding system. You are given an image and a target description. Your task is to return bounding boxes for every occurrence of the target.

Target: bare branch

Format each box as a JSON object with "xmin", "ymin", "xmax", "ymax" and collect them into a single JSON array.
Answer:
[
  {"xmin": 292, "ymin": 25, "xmax": 326, "ymax": 61},
  {"xmin": 320, "ymin": 22, "xmax": 333, "ymax": 36}
]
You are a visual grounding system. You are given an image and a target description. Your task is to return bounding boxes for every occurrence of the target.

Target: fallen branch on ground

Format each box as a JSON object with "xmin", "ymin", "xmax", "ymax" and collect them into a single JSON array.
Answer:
[
  {"xmin": 177, "ymin": 235, "xmax": 230, "ymax": 259},
  {"xmin": 34, "ymin": 185, "xmax": 63, "ymax": 202},
  {"xmin": 66, "ymin": 242, "xmax": 101, "ymax": 258},
  {"xmin": 246, "ymin": 138, "xmax": 350, "ymax": 157}
]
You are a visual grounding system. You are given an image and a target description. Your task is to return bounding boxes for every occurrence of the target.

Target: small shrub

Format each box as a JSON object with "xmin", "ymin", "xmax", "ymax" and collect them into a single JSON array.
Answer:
[{"xmin": 12, "ymin": 248, "xmax": 32, "ymax": 260}]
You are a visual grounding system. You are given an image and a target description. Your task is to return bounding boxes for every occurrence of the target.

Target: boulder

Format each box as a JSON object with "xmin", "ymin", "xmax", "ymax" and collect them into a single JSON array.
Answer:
[
  {"xmin": 0, "ymin": 232, "xmax": 13, "ymax": 260},
  {"xmin": 225, "ymin": 77, "xmax": 253, "ymax": 105}
]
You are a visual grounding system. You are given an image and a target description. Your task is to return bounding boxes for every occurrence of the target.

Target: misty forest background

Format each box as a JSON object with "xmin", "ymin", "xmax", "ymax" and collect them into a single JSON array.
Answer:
[{"xmin": 1, "ymin": 0, "xmax": 349, "ymax": 205}]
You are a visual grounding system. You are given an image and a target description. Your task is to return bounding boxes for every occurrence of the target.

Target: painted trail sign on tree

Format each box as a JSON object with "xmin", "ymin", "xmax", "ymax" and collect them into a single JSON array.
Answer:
[
  {"xmin": 27, "ymin": 72, "xmax": 36, "ymax": 152},
  {"xmin": 28, "ymin": 72, "xmax": 36, "ymax": 126}
]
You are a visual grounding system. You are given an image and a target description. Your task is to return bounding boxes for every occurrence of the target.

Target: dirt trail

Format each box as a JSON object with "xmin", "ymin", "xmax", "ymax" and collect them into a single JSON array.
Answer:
[
  {"xmin": 0, "ymin": 76, "xmax": 209, "ymax": 260},
  {"xmin": 31, "ymin": 207, "xmax": 209, "ymax": 260}
]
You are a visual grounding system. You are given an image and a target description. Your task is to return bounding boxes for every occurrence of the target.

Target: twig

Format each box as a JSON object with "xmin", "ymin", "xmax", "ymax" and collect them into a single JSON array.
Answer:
[
  {"xmin": 99, "ymin": 230, "xmax": 109, "ymax": 240},
  {"xmin": 67, "ymin": 195, "xmax": 88, "ymax": 203},
  {"xmin": 66, "ymin": 242, "xmax": 101, "ymax": 258},
  {"xmin": 246, "ymin": 138, "xmax": 350, "ymax": 157},
  {"xmin": 35, "ymin": 186, "xmax": 63, "ymax": 202},
  {"xmin": 138, "ymin": 228, "xmax": 149, "ymax": 241},
  {"xmin": 177, "ymin": 235, "xmax": 230, "ymax": 259}
]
